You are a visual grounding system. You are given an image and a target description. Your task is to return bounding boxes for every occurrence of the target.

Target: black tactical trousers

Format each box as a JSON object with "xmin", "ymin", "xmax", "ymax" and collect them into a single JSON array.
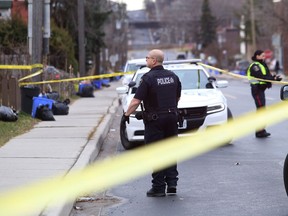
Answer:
[
  {"xmin": 251, "ymin": 84, "xmax": 266, "ymax": 134},
  {"xmin": 144, "ymin": 113, "xmax": 179, "ymax": 191},
  {"xmin": 251, "ymin": 84, "xmax": 266, "ymax": 109}
]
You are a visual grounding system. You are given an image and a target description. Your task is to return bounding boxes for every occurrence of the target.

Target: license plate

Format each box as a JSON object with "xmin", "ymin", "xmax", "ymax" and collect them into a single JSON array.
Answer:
[{"xmin": 178, "ymin": 119, "xmax": 187, "ymax": 129}]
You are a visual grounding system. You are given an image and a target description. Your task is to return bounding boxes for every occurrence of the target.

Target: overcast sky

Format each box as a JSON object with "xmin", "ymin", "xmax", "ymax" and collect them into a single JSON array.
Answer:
[{"xmin": 116, "ymin": 0, "xmax": 145, "ymax": 11}]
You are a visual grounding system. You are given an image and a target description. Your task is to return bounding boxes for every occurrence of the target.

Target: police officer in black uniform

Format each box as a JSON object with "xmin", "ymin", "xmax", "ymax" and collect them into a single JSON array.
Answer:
[
  {"xmin": 123, "ymin": 49, "xmax": 182, "ymax": 197},
  {"xmin": 247, "ymin": 50, "xmax": 282, "ymax": 138}
]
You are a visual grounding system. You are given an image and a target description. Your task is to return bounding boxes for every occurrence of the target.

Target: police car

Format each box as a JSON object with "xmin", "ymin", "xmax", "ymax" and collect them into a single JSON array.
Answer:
[{"xmin": 117, "ymin": 59, "xmax": 233, "ymax": 149}]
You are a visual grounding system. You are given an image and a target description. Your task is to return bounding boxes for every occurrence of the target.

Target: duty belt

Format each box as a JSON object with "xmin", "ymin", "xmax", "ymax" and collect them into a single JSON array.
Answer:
[
  {"xmin": 144, "ymin": 108, "xmax": 178, "ymax": 121},
  {"xmin": 151, "ymin": 108, "xmax": 178, "ymax": 114}
]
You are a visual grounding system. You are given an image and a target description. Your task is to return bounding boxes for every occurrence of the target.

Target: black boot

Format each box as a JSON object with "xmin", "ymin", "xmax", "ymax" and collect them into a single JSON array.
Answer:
[
  {"xmin": 167, "ymin": 186, "xmax": 177, "ymax": 195},
  {"xmin": 146, "ymin": 188, "xmax": 165, "ymax": 197},
  {"xmin": 256, "ymin": 130, "xmax": 271, "ymax": 138}
]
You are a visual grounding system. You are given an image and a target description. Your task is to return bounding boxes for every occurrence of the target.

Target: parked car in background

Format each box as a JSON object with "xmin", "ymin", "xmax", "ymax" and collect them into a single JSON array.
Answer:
[
  {"xmin": 44, "ymin": 66, "xmax": 61, "ymax": 80},
  {"xmin": 116, "ymin": 59, "xmax": 233, "ymax": 149},
  {"xmin": 207, "ymin": 56, "xmax": 218, "ymax": 66},
  {"xmin": 122, "ymin": 58, "xmax": 146, "ymax": 85},
  {"xmin": 233, "ymin": 60, "xmax": 250, "ymax": 75}
]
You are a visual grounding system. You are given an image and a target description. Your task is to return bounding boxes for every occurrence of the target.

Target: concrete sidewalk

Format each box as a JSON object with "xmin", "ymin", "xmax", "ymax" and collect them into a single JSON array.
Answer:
[{"xmin": 0, "ymin": 80, "xmax": 122, "ymax": 216}]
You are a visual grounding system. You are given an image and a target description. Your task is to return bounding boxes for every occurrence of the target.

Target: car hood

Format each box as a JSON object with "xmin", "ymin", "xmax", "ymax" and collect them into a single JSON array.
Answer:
[
  {"xmin": 122, "ymin": 89, "xmax": 226, "ymax": 111},
  {"xmin": 178, "ymin": 89, "xmax": 226, "ymax": 108}
]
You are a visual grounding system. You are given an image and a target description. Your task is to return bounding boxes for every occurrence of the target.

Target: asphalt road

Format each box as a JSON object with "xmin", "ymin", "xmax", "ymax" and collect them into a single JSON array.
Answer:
[{"xmin": 72, "ymin": 76, "xmax": 288, "ymax": 216}]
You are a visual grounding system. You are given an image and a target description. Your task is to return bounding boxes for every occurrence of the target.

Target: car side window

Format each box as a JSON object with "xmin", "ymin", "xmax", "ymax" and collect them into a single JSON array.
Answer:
[{"xmin": 131, "ymin": 74, "xmax": 144, "ymax": 94}]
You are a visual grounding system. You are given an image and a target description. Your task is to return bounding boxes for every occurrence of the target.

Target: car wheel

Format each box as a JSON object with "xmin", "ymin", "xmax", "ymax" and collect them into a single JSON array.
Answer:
[
  {"xmin": 284, "ymin": 154, "xmax": 288, "ymax": 196},
  {"xmin": 225, "ymin": 108, "xmax": 233, "ymax": 145},
  {"xmin": 227, "ymin": 108, "xmax": 233, "ymax": 120},
  {"xmin": 120, "ymin": 115, "xmax": 134, "ymax": 150}
]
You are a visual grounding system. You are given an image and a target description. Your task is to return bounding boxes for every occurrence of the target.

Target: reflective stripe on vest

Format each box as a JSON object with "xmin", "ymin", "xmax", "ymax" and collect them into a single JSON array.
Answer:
[{"xmin": 247, "ymin": 62, "xmax": 267, "ymax": 84}]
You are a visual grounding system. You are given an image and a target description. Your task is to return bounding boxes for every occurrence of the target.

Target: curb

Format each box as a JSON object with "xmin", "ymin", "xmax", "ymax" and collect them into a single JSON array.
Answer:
[{"xmin": 42, "ymin": 97, "xmax": 120, "ymax": 216}]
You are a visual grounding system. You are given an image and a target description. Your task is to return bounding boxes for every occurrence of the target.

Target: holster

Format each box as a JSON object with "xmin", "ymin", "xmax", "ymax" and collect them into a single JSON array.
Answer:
[
  {"xmin": 177, "ymin": 110, "xmax": 184, "ymax": 127},
  {"xmin": 143, "ymin": 112, "xmax": 159, "ymax": 121},
  {"xmin": 135, "ymin": 111, "xmax": 158, "ymax": 122},
  {"xmin": 135, "ymin": 111, "xmax": 144, "ymax": 120}
]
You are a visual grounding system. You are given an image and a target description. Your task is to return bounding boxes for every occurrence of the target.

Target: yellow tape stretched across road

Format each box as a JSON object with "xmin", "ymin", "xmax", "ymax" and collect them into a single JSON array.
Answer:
[
  {"xmin": 0, "ymin": 64, "xmax": 43, "ymax": 70},
  {"xmin": 0, "ymin": 61, "xmax": 283, "ymax": 86},
  {"xmin": 199, "ymin": 63, "xmax": 288, "ymax": 85},
  {"xmin": 0, "ymin": 101, "xmax": 288, "ymax": 216},
  {"xmin": 16, "ymin": 62, "xmax": 287, "ymax": 87}
]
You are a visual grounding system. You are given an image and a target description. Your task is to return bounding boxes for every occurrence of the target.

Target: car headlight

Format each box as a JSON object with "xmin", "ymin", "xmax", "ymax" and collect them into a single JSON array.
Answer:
[{"xmin": 207, "ymin": 103, "xmax": 225, "ymax": 114}]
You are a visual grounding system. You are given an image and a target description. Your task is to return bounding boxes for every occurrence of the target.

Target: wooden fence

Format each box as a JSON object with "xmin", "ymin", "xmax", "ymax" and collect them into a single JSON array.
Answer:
[
  {"xmin": 0, "ymin": 54, "xmax": 76, "ymax": 112},
  {"xmin": 0, "ymin": 54, "xmax": 29, "ymax": 111},
  {"xmin": 0, "ymin": 75, "xmax": 21, "ymax": 110}
]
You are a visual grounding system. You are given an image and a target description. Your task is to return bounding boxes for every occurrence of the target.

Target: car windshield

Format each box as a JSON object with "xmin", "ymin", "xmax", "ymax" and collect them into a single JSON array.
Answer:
[
  {"xmin": 132, "ymin": 69, "xmax": 209, "ymax": 91},
  {"xmin": 125, "ymin": 63, "xmax": 145, "ymax": 72},
  {"xmin": 173, "ymin": 69, "xmax": 208, "ymax": 89}
]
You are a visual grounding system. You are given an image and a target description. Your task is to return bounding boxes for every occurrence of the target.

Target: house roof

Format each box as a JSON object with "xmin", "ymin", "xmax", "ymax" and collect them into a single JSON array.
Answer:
[{"xmin": 0, "ymin": 1, "xmax": 12, "ymax": 9}]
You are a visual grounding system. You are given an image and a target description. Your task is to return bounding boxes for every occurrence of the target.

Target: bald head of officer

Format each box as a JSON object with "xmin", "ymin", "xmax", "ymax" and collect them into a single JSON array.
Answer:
[{"xmin": 146, "ymin": 49, "xmax": 164, "ymax": 68}]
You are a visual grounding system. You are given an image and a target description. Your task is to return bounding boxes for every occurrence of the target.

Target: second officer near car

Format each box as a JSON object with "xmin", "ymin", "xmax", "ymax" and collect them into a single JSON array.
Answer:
[{"xmin": 122, "ymin": 49, "xmax": 182, "ymax": 197}]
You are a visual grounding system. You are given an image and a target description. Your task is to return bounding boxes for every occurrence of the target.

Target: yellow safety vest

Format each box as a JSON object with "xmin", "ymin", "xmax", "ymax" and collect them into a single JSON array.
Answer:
[{"xmin": 247, "ymin": 62, "xmax": 267, "ymax": 84}]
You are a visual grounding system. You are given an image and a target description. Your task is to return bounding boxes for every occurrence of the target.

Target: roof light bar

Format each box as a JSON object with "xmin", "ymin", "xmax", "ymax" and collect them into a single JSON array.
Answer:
[
  {"xmin": 163, "ymin": 59, "xmax": 202, "ymax": 65},
  {"xmin": 135, "ymin": 58, "xmax": 202, "ymax": 66}
]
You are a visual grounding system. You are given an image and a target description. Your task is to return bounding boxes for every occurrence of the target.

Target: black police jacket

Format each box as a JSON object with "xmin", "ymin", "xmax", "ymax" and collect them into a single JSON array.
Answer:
[{"xmin": 134, "ymin": 65, "xmax": 182, "ymax": 112}]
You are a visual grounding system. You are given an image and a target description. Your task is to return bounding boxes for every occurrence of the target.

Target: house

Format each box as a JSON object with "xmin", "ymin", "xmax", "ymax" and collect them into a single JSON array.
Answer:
[
  {"xmin": 11, "ymin": 0, "xmax": 28, "ymax": 23},
  {"xmin": 0, "ymin": 0, "xmax": 27, "ymax": 22},
  {"xmin": 0, "ymin": 0, "xmax": 12, "ymax": 20}
]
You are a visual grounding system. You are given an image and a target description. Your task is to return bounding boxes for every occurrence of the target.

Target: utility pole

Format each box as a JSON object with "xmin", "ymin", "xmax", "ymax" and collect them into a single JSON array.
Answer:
[
  {"xmin": 28, "ymin": 0, "xmax": 50, "ymax": 90},
  {"xmin": 250, "ymin": 0, "xmax": 256, "ymax": 51},
  {"xmin": 43, "ymin": 0, "xmax": 51, "ymax": 61},
  {"xmin": 78, "ymin": 0, "xmax": 85, "ymax": 77},
  {"xmin": 32, "ymin": 0, "xmax": 44, "ymax": 80},
  {"xmin": 28, "ymin": 0, "xmax": 44, "ymax": 82}
]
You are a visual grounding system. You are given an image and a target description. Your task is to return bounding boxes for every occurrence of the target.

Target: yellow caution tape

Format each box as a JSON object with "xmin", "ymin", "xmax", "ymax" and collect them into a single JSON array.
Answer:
[
  {"xmin": 0, "ymin": 64, "xmax": 43, "ymax": 70},
  {"xmin": 0, "ymin": 101, "xmax": 288, "ymax": 216},
  {"xmin": 199, "ymin": 63, "xmax": 288, "ymax": 85},
  {"xmin": 0, "ymin": 64, "xmax": 133, "ymax": 86},
  {"xmin": 18, "ymin": 69, "xmax": 43, "ymax": 82},
  {"xmin": 18, "ymin": 71, "xmax": 134, "ymax": 86}
]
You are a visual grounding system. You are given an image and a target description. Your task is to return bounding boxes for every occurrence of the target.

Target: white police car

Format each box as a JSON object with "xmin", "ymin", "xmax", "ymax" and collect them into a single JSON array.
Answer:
[{"xmin": 117, "ymin": 59, "xmax": 232, "ymax": 149}]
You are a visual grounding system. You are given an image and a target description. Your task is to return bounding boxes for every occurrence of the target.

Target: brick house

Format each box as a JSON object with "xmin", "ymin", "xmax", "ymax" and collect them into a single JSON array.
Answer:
[{"xmin": 0, "ymin": 0, "xmax": 27, "ymax": 22}]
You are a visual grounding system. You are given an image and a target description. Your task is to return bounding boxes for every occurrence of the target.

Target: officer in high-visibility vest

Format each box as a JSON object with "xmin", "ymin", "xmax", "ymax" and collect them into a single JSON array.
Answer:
[{"xmin": 247, "ymin": 50, "xmax": 282, "ymax": 138}]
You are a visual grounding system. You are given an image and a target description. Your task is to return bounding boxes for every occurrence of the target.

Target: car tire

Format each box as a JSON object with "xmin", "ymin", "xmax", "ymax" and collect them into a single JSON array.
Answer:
[
  {"xmin": 284, "ymin": 154, "xmax": 288, "ymax": 196},
  {"xmin": 120, "ymin": 115, "xmax": 138, "ymax": 150},
  {"xmin": 227, "ymin": 108, "xmax": 233, "ymax": 120},
  {"xmin": 225, "ymin": 108, "xmax": 233, "ymax": 145}
]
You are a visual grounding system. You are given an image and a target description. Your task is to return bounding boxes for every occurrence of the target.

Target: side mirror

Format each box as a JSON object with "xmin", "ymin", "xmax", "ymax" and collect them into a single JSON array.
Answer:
[
  {"xmin": 280, "ymin": 85, "xmax": 288, "ymax": 100},
  {"xmin": 208, "ymin": 76, "xmax": 216, "ymax": 82},
  {"xmin": 116, "ymin": 86, "xmax": 128, "ymax": 94},
  {"xmin": 216, "ymin": 80, "xmax": 228, "ymax": 88},
  {"xmin": 128, "ymin": 81, "xmax": 136, "ymax": 88}
]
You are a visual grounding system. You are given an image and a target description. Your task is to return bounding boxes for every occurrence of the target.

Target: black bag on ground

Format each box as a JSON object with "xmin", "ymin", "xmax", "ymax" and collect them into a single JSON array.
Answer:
[
  {"xmin": 52, "ymin": 99, "xmax": 70, "ymax": 115},
  {"xmin": 0, "ymin": 105, "xmax": 18, "ymax": 122},
  {"xmin": 35, "ymin": 104, "xmax": 55, "ymax": 121},
  {"xmin": 80, "ymin": 85, "xmax": 94, "ymax": 97},
  {"xmin": 46, "ymin": 91, "xmax": 60, "ymax": 101}
]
